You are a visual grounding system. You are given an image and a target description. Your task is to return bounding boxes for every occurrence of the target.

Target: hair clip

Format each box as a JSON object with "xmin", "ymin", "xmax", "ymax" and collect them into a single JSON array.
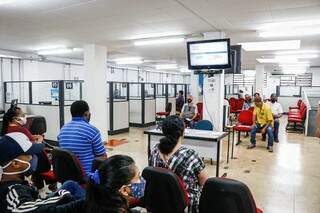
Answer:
[{"xmin": 90, "ymin": 169, "xmax": 100, "ymax": 184}]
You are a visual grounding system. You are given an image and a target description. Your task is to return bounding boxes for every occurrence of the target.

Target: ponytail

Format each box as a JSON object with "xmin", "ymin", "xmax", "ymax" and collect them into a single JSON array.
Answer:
[{"xmin": 159, "ymin": 115, "xmax": 184, "ymax": 155}]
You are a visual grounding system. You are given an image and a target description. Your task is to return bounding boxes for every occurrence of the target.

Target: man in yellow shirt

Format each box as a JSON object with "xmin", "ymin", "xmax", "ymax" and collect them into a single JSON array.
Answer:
[{"xmin": 248, "ymin": 96, "xmax": 274, "ymax": 152}]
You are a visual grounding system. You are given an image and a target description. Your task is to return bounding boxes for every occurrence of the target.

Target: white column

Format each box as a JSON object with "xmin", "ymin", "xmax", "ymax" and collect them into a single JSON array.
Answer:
[
  {"xmin": 190, "ymin": 71, "xmax": 199, "ymax": 102},
  {"xmin": 83, "ymin": 44, "xmax": 108, "ymax": 141},
  {"xmin": 255, "ymin": 64, "xmax": 265, "ymax": 98}
]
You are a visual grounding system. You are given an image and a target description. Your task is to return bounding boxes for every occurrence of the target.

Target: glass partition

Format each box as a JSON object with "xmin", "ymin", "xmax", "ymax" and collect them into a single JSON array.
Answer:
[
  {"xmin": 129, "ymin": 83, "xmax": 141, "ymax": 99},
  {"xmin": 156, "ymin": 84, "xmax": 166, "ymax": 97},
  {"xmin": 279, "ymin": 86, "xmax": 301, "ymax": 97},
  {"xmin": 176, "ymin": 84, "xmax": 185, "ymax": 97},
  {"xmin": 32, "ymin": 81, "xmax": 59, "ymax": 105},
  {"xmin": 145, "ymin": 83, "xmax": 155, "ymax": 99},
  {"xmin": 111, "ymin": 82, "xmax": 128, "ymax": 101},
  {"xmin": 64, "ymin": 81, "xmax": 82, "ymax": 105},
  {"xmin": 168, "ymin": 84, "xmax": 175, "ymax": 97},
  {"xmin": 5, "ymin": 82, "xmax": 29, "ymax": 104}
]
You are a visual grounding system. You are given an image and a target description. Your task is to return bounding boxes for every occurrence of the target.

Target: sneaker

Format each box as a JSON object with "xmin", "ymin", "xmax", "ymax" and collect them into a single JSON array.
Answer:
[
  {"xmin": 274, "ymin": 139, "xmax": 279, "ymax": 143},
  {"xmin": 268, "ymin": 146, "xmax": 273, "ymax": 152},
  {"xmin": 247, "ymin": 144, "xmax": 256, "ymax": 149}
]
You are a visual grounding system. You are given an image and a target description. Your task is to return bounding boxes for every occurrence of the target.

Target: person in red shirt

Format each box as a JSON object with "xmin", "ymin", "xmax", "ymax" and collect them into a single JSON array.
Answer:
[{"xmin": 1, "ymin": 106, "xmax": 50, "ymax": 194}]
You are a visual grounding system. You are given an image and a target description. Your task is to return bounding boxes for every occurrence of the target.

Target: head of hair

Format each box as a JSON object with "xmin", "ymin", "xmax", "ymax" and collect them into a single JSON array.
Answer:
[
  {"xmin": 159, "ymin": 115, "xmax": 184, "ymax": 155},
  {"xmin": 70, "ymin": 100, "xmax": 89, "ymax": 117},
  {"xmin": 179, "ymin": 90, "xmax": 183, "ymax": 95},
  {"xmin": 253, "ymin": 92, "xmax": 260, "ymax": 97},
  {"xmin": 86, "ymin": 155, "xmax": 136, "ymax": 213},
  {"xmin": 253, "ymin": 96, "xmax": 262, "ymax": 103},
  {"xmin": 1, "ymin": 106, "xmax": 21, "ymax": 136}
]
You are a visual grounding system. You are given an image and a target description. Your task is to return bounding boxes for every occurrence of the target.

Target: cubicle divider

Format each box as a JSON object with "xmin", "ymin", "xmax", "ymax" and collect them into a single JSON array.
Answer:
[
  {"xmin": 129, "ymin": 82, "xmax": 156, "ymax": 127},
  {"xmin": 108, "ymin": 82, "xmax": 130, "ymax": 135},
  {"xmin": 4, "ymin": 80, "xmax": 83, "ymax": 141}
]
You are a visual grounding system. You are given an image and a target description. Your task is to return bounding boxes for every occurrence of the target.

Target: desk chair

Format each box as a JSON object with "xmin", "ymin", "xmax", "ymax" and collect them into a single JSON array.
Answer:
[
  {"xmin": 195, "ymin": 120, "xmax": 213, "ymax": 131},
  {"xmin": 199, "ymin": 178, "xmax": 263, "ymax": 213},
  {"xmin": 142, "ymin": 167, "xmax": 189, "ymax": 213},
  {"xmin": 156, "ymin": 102, "xmax": 172, "ymax": 120}
]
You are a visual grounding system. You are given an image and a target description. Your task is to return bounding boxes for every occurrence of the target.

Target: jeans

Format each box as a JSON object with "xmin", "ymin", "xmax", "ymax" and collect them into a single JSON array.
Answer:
[
  {"xmin": 184, "ymin": 119, "xmax": 196, "ymax": 129},
  {"xmin": 53, "ymin": 180, "xmax": 85, "ymax": 200},
  {"xmin": 273, "ymin": 118, "xmax": 280, "ymax": 141},
  {"xmin": 250, "ymin": 124, "xmax": 274, "ymax": 147}
]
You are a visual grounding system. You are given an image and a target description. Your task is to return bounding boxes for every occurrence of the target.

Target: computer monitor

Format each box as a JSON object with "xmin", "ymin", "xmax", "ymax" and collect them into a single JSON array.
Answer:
[{"xmin": 187, "ymin": 38, "xmax": 231, "ymax": 70}]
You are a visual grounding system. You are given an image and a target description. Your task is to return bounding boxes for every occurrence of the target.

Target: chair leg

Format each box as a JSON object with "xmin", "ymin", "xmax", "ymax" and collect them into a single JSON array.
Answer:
[
  {"xmin": 210, "ymin": 158, "xmax": 213, "ymax": 165},
  {"xmin": 236, "ymin": 131, "xmax": 242, "ymax": 146}
]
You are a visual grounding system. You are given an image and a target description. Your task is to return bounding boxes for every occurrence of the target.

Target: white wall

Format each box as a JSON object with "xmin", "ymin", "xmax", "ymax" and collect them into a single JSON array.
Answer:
[{"xmin": 309, "ymin": 68, "xmax": 320, "ymax": 86}]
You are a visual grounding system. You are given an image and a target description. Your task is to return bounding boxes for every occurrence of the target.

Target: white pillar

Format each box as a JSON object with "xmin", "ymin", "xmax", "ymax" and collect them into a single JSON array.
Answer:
[
  {"xmin": 83, "ymin": 44, "xmax": 108, "ymax": 141},
  {"xmin": 255, "ymin": 64, "xmax": 265, "ymax": 98},
  {"xmin": 190, "ymin": 71, "xmax": 199, "ymax": 102}
]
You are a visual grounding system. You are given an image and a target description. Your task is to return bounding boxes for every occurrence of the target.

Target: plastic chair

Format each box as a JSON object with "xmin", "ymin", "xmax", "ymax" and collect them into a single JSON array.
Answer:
[
  {"xmin": 233, "ymin": 110, "xmax": 253, "ymax": 145},
  {"xmin": 199, "ymin": 178, "xmax": 263, "ymax": 213},
  {"xmin": 142, "ymin": 166, "xmax": 189, "ymax": 213},
  {"xmin": 26, "ymin": 116, "xmax": 47, "ymax": 135},
  {"xmin": 229, "ymin": 98, "xmax": 237, "ymax": 113},
  {"xmin": 156, "ymin": 102, "xmax": 172, "ymax": 120},
  {"xmin": 195, "ymin": 120, "xmax": 213, "ymax": 131},
  {"xmin": 195, "ymin": 102, "xmax": 203, "ymax": 121}
]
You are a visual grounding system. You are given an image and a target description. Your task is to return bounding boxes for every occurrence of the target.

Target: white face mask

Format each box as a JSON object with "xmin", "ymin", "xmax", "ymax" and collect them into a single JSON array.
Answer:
[
  {"xmin": 17, "ymin": 117, "xmax": 27, "ymax": 126},
  {"xmin": 0, "ymin": 159, "xmax": 31, "ymax": 180}
]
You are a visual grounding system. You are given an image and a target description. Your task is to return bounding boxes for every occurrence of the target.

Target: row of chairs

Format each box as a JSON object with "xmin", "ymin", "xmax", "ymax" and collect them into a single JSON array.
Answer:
[
  {"xmin": 143, "ymin": 166, "xmax": 263, "ymax": 213},
  {"xmin": 229, "ymin": 98, "xmax": 245, "ymax": 113},
  {"xmin": 286, "ymin": 99, "xmax": 307, "ymax": 133},
  {"xmin": 156, "ymin": 102, "xmax": 203, "ymax": 121}
]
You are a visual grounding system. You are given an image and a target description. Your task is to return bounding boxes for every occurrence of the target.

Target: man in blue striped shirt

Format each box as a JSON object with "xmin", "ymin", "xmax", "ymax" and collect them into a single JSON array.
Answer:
[{"xmin": 58, "ymin": 100, "xmax": 107, "ymax": 176}]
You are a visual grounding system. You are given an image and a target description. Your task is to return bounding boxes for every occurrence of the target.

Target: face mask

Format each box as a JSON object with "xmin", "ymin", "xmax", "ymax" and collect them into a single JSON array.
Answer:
[
  {"xmin": 17, "ymin": 117, "xmax": 27, "ymax": 126},
  {"xmin": 0, "ymin": 158, "xmax": 31, "ymax": 180},
  {"xmin": 271, "ymin": 99, "xmax": 276, "ymax": 103},
  {"xmin": 187, "ymin": 99, "xmax": 192, "ymax": 104},
  {"xmin": 85, "ymin": 113, "xmax": 91, "ymax": 123},
  {"xmin": 24, "ymin": 155, "xmax": 38, "ymax": 177},
  {"xmin": 129, "ymin": 177, "xmax": 146, "ymax": 199}
]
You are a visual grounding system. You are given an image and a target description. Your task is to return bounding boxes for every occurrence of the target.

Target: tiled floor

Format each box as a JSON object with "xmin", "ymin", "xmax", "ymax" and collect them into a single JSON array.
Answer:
[{"xmin": 108, "ymin": 116, "xmax": 320, "ymax": 213}]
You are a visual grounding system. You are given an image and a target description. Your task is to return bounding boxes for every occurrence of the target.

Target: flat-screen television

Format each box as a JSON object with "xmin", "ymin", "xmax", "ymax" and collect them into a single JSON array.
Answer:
[
  {"xmin": 225, "ymin": 45, "xmax": 242, "ymax": 74},
  {"xmin": 187, "ymin": 38, "xmax": 231, "ymax": 70}
]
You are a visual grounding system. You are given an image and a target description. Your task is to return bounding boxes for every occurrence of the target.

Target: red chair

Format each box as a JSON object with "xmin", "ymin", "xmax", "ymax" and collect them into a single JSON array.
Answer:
[
  {"xmin": 233, "ymin": 110, "xmax": 253, "ymax": 145},
  {"xmin": 156, "ymin": 102, "xmax": 172, "ymax": 120},
  {"xmin": 194, "ymin": 102, "xmax": 203, "ymax": 121},
  {"xmin": 289, "ymin": 101, "xmax": 305, "ymax": 114},
  {"xmin": 236, "ymin": 98, "xmax": 245, "ymax": 111},
  {"xmin": 199, "ymin": 178, "xmax": 263, "ymax": 213},
  {"xmin": 229, "ymin": 98, "xmax": 237, "ymax": 113},
  {"xmin": 289, "ymin": 99, "xmax": 302, "ymax": 110},
  {"xmin": 286, "ymin": 102, "xmax": 307, "ymax": 133}
]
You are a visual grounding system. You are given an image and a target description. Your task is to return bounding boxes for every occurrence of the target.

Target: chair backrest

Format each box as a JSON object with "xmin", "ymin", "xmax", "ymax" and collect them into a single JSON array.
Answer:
[
  {"xmin": 26, "ymin": 116, "xmax": 47, "ymax": 135},
  {"xmin": 51, "ymin": 147, "xmax": 85, "ymax": 184},
  {"xmin": 195, "ymin": 120, "xmax": 214, "ymax": 131},
  {"xmin": 199, "ymin": 178, "xmax": 258, "ymax": 213},
  {"xmin": 236, "ymin": 99, "xmax": 245, "ymax": 110},
  {"xmin": 196, "ymin": 102, "xmax": 203, "ymax": 120},
  {"xmin": 299, "ymin": 101, "xmax": 305, "ymax": 111},
  {"xmin": 165, "ymin": 102, "xmax": 172, "ymax": 113},
  {"xmin": 238, "ymin": 110, "xmax": 253, "ymax": 126},
  {"xmin": 142, "ymin": 167, "xmax": 189, "ymax": 213},
  {"xmin": 229, "ymin": 98, "xmax": 237, "ymax": 108},
  {"xmin": 297, "ymin": 99, "xmax": 302, "ymax": 107}
]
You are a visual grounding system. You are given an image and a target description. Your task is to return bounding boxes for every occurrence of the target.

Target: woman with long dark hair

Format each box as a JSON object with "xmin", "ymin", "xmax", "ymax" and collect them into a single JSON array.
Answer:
[
  {"xmin": 150, "ymin": 115, "xmax": 208, "ymax": 213},
  {"xmin": 86, "ymin": 155, "xmax": 145, "ymax": 213}
]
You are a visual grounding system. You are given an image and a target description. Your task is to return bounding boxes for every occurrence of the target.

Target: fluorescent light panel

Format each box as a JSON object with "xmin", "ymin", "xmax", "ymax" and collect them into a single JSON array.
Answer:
[
  {"xmin": 37, "ymin": 47, "xmax": 82, "ymax": 55},
  {"xmin": 134, "ymin": 37, "xmax": 185, "ymax": 46},
  {"xmin": 275, "ymin": 54, "xmax": 318, "ymax": 60},
  {"xmin": 116, "ymin": 60, "xmax": 143, "ymax": 65},
  {"xmin": 0, "ymin": 54, "xmax": 20, "ymax": 58},
  {"xmin": 155, "ymin": 64, "xmax": 178, "ymax": 70},
  {"xmin": 239, "ymin": 40, "xmax": 300, "ymax": 51},
  {"xmin": 256, "ymin": 58, "xmax": 298, "ymax": 63},
  {"xmin": 275, "ymin": 50, "xmax": 319, "ymax": 55},
  {"xmin": 259, "ymin": 19, "xmax": 320, "ymax": 30},
  {"xmin": 259, "ymin": 28, "xmax": 320, "ymax": 38}
]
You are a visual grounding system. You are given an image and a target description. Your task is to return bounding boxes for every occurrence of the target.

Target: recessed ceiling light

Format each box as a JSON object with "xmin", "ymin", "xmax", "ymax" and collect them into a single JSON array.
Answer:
[
  {"xmin": 113, "ymin": 57, "xmax": 142, "ymax": 62},
  {"xmin": 275, "ymin": 54, "xmax": 318, "ymax": 60},
  {"xmin": 0, "ymin": 54, "xmax": 21, "ymax": 58},
  {"xmin": 258, "ymin": 28, "xmax": 320, "ymax": 38},
  {"xmin": 134, "ymin": 37, "xmax": 185, "ymax": 46},
  {"xmin": 239, "ymin": 40, "xmax": 300, "ymax": 51},
  {"xmin": 37, "ymin": 48, "xmax": 73, "ymax": 55},
  {"xmin": 258, "ymin": 19, "xmax": 320, "ymax": 30},
  {"xmin": 279, "ymin": 63, "xmax": 310, "ymax": 67}
]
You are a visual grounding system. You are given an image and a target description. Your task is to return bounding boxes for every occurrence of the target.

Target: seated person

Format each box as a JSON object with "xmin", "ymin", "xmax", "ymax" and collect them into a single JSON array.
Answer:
[
  {"xmin": 176, "ymin": 90, "xmax": 185, "ymax": 113},
  {"xmin": 253, "ymin": 92, "xmax": 260, "ymax": 98},
  {"xmin": 86, "ymin": 155, "xmax": 145, "ymax": 213},
  {"xmin": 58, "ymin": 100, "xmax": 107, "ymax": 176},
  {"xmin": 248, "ymin": 96, "xmax": 274, "ymax": 152},
  {"xmin": 0, "ymin": 132, "xmax": 85, "ymax": 213},
  {"xmin": 180, "ymin": 95, "xmax": 198, "ymax": 128},
  {"xmin": 1, "ymin": 106, "xmax": 50, "ymax": 192},
  {"xmin": 150, "ymin": 115, "xmax": 208, "ymax": 213},
  {"xmin": 242, "ymin": 94, "xmax": 252, "ymax": 110},
  {"xmin": 1, "ymin": 106, "xmax": 43, "ymax": 142}
]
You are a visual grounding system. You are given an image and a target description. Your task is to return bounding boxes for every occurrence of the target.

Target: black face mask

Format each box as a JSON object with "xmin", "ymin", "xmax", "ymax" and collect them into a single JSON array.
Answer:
[
  {"xmin": 271, "ymin": 99, "xmax": 276, "ymax": 103},
  {"xmin": 187, "ymin": 99, "xmax": 192, "ymax": 103}
]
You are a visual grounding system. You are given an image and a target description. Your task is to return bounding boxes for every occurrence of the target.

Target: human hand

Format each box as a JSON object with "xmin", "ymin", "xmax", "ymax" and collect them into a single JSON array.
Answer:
[
  {"xmin": 261, "ymin": 128, "xmax": 266, "ymax": 134},
  {"xmin": 34, "ymin": 135, "xmax": 44, "ymax": 143}
]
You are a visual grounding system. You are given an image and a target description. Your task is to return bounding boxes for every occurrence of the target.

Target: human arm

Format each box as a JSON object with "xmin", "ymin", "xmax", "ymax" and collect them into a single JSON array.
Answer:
[
  {"xmin": 198, "ymin": 169, "xmax": 209, "ymax": 186},
  {"xmin": 261, "ymin": 107, "xmax": 274, "ymax": 134},
  {"xmin": 91, "ymin": 130, "xmax": 107, "ymax": 158},
  {"xmin": 192, "ymin": 105, "xmax": 198, "ymax": 120}
]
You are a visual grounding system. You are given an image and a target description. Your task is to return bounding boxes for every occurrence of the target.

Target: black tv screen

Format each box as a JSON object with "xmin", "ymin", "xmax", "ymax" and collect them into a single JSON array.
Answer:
[
  {"xmin": 187, "ymin": 38, "xmax": 231, "ymax": 70},
  {"xmin": 225, "ymin": 45, "xmax": 242, "ymax": 74}
]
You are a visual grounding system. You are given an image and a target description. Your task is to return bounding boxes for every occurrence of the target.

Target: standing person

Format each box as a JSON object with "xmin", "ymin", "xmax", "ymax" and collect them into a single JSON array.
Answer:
[
  {"xmin": 150, "ymin": 115, "xmax": 208, "ymax": 212},
  {"xmin": 180, "ymin": 95, "xmax": 198, "ymax": 128},
  {"xmin": 176, "ymin": 90, "xmax": 185, "ymax": 113},
  {"xmin": 266, "ymin": 94, "xmax": 283, "ymax": 143},
  {"xmin": 242, "ymin": 94, "xmax": 252, "ymax": 110},
  {"xmin": 0, "ymin": 132, "xmax": 85, "ymax": 213},
  {"xmin": 248, "ymin": 96, "xmax": 274, "ymax": 152},
  {"xmin": 58, "ymin": 100, "xmax": 107, "ymax": 176}
]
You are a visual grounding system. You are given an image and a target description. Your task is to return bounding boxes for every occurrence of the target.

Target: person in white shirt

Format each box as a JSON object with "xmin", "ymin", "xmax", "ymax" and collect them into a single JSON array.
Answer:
[
  {"xmin": 267, "ymin": 93, "xmax": 283, "ymax": 142},
  {"xmin": 180, "ymin": 95, "xmax": 198, "ymax": 128}
]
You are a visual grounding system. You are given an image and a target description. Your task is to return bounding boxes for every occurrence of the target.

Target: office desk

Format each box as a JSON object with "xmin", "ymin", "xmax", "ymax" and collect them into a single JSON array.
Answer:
[{"xmin": 144, "ymin": 128, "xmax": 228, "ymax": 177}]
